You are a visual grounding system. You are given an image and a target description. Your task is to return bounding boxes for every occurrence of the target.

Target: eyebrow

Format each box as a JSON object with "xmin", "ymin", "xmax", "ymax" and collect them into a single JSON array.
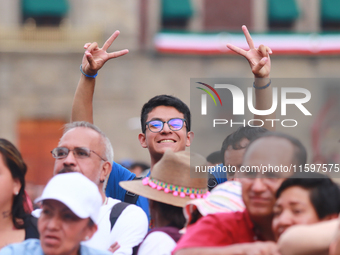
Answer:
[
  {"xmin": 288, "ymin": 201, "xmax": 305, "ymax": 206},
  {"xmin": 149, "ymin": 117, "xmax": 184, "ymax": 121},
  {"xmin": 276, "ymin": 200, "xmax": 306, "ymax": 206},
  {"xmin": 42, "ymin": 202, "xmax": 54, "ymax": 209},
  {"xmin": 61, "ymin": 206, "xmax": 72, "ymax": 212},
  {"xmin": 148, "ymin": 118, "xmax": 164, "ymax": 121}
]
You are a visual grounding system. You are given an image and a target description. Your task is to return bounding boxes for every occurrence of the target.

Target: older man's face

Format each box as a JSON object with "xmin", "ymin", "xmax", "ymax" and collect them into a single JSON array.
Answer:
[
  {"xmin": 53, "ymin": 127, "xmax": 106, "ymax": 186},
  {"xmin": 239, "ymin": 137, "xmax": 295, "ymax": 218}
]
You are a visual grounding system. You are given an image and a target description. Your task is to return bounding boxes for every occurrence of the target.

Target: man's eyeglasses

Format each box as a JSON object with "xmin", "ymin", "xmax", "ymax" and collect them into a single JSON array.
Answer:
[
  {"xmin": 51, "ymin": 147, "xmax": 107, "ymax": 161},
  {"xmin": 146, "ymin": 118, "xmax": 186, "ymax": 133}
]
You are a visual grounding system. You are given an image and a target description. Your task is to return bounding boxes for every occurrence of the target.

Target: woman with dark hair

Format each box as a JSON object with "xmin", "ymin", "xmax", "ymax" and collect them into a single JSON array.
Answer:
[
  {"xmin": 120, "ymin": 150, "xmax": 208, "ymax": 255},
  {"xmin": 0, "ymin": 138, "xmax": 38, "ymax": 249}
]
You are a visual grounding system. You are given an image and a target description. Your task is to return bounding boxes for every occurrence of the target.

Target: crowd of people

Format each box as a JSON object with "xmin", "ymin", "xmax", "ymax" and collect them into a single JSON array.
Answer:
[{"xmin": 0, "ymin": 25, "xmax": 339, "ymax": 255}]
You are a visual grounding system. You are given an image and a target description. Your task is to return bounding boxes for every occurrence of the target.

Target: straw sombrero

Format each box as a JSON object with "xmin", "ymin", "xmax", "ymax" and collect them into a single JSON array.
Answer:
[{"xmin": 119, "ymin": 150, "xmax": 208, "ymax": 207}]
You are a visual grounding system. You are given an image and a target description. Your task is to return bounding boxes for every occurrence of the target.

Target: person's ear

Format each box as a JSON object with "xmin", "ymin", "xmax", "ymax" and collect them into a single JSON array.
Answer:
[
  {"xmin": 13, "ymin": 178, "xmax": 21, "ymax": 196},
  {"xmin": 186, "ymin": 131, "xmax": 194, "ymax": 147},
  {"xmin": 83, "ymin": 222, "xmax": 98, "ymax": 241},
  {"xmin": 99, "ymin": 161, "xmax": 112, "ymax": 184},
  {"xmin": 138, "ymin": 133, "xmax": 148, "ymax": 148}
]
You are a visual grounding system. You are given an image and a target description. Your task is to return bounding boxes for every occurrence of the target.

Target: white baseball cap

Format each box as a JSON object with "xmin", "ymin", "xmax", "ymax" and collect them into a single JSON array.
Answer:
[{"xmin": 35, "ymin": 172, "xmax": 102, "ymax": 224}]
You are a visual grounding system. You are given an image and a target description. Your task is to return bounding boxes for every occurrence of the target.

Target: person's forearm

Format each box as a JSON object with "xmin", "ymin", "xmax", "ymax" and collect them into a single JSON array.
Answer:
[
  {"xmin": 71, "ymin": 74, "xmax": 96, "ymax": 123},
  {"xmin": 174, "ymin": 245, "xmax": 250, "ymax": 255},
  {"xmin": 278, "ymin": 219, "xmax": 338, "ymax": 255},
  {"xmin": 253, "ymin": 77, "xmax": 275, "ymax": 131}
]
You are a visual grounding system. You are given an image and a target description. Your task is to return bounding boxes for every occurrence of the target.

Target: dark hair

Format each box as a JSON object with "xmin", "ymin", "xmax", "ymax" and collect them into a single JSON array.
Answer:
[
  {"xmin": 130, "ymin": 162, "xmax": 150, "ymax": 171},
  {"xmin": 206, "ymin": 151, "xmax": 222, "ymax": 165},
  {"xmin": 152, "ymin": 201, "xmax": 186, "ymax": 229},
  {"xmin": 276, "ymin": 172, "xmax": 340, "ymax": 219},
  {"xmin": 187, "ymin": 208, "xmax": 202, "ymax": 226},
  {"xmin": 140, "ymin": 95, "xmax": 191, "ymax": 134},
  {"xmin": 246, "ymin": 131, "xmax": 307, "ymax": 167},
  {"xmin": 220, "ymin": 126, "xmax": 268, "ymax": 165},
  {"xmin": 87, "ymin": 218, "xmax": 95, "ymax": 227},
  {"xmin": 0, "ymin": 139, "xmax": 27, "ymax": 229}
]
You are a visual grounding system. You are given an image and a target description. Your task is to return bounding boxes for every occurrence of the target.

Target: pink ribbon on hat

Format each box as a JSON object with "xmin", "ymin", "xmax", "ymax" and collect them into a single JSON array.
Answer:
[{"xmin": 142, "ymin": 177, "xmax": 210, "ymax": 199}]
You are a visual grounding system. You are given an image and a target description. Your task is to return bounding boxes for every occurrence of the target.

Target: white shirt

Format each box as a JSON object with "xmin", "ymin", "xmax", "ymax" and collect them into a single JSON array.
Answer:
[
  {"xmin": 83, "ymin": 198, "xmax": 148, "ymax": 255},
  {"xmin": 137, "ymin": 231, "xmax": 177, "ymax": 255}
]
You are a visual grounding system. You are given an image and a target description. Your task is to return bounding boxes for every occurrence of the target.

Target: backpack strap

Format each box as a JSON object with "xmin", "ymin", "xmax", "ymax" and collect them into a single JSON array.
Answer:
[
  {"xmin": 207, "ymin": 172, "xmax": 218, "ymax": 191},
  {"xmin": 110, "ymin": 202, "xmax": 130, "ymax": 230},
  {"xmin": 24, "ymin": 215, "xmax": 40, "ymax": 239},
  {"xmin": 124, "ymin": 176, "xmax": 142, "ymax": 204}
]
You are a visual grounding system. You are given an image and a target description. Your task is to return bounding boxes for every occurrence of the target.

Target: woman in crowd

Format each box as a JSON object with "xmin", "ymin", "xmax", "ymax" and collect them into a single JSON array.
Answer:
[
  {"xmin": 0, "ymin": 138, "xmax": 38, "ymax": 249},
  {"xmin": 120, "ymin": 150, "xmax": 208, "ymax": 255},
  {"xmin": 272, "ymin": 172, "xmax": 340, "ymax": 240},
  {"xmin": 0, "ymin": 172, "xmax": 112, "ymax": 255}
]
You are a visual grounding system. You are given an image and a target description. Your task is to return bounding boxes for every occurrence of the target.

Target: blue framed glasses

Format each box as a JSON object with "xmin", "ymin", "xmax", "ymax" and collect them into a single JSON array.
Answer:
[{"xmin": 146, "ymin": 118, "xmax": 186, "ymax": 133}]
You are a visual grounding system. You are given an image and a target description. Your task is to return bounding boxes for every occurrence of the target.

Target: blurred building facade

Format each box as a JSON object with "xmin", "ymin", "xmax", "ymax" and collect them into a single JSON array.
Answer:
[{"xmin": 0, "ymin": 0, "xmax": 340, "ymax": 185}]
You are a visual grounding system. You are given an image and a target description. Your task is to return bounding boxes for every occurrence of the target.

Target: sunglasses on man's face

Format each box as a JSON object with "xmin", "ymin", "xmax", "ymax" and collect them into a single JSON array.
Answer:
[{"xmin": 145, "ymin": 118, "xmax": 186, "ymax": 133}]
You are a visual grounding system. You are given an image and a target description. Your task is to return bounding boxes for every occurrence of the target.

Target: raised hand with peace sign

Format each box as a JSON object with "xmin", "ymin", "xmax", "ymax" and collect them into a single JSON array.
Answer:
[
  {"xmin": 227, "ymin": 25, "xmax": 272, "ymax": 79},
  {"xmin": 226, "ymin": 25, "xmax": 275, "ymax": 130},
  {"xmin": 81, "ymin": 30, "xmax": 129, "ymax": 77}
]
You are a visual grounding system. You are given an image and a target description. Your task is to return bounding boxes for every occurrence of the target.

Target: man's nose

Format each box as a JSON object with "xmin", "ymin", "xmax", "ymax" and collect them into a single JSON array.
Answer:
[
  {"xmin": 160, "ymin": 122, "xmax": 172, "ymax": 133},
  {"xmin": 62, "ymin": 150, "xmax": 77, "ymax": 166},
  {"xmin": 251, "ymin": 178, "xmax": 267, "ymax": 192}
]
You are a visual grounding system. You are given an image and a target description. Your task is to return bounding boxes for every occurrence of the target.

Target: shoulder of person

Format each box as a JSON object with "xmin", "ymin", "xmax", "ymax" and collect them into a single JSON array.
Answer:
[
  {"xmin": 205, "ymin": 210, "xmax": 243, "ymax": 223},
  {"xmin": 80, "ymin": 244, "xmax": 112, "ymax": 255},
  {"xmin": 145, "ymin": 231, "xmax": 176, "ymax": 243},
  {"xmin": 138, "ymin": 231, "xmax": 176, "ymax": 255},
  {"xmin": 115, "ymin": 201, "xmax": 148, "ymax": 222},
  {"xmin": 0, "ymin": 239, "xmax": 42, "ymax": 254}
]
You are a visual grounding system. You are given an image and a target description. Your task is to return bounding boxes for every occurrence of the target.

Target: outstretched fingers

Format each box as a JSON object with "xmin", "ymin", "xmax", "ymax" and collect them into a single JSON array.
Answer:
[
  {"xmin": 102, "ymin": 30, "xmax": 120, "ymax": 51},
  {"xmin": 227, "ymin": 43, "xmax": 247, "ymax": 57},
  {"xmin": 107, "ymin": 49, "xmax": 129, "ymax": 59},
  {"xmin": 242, "ymin": 25, "xmax": 255, "ymax": 49}
]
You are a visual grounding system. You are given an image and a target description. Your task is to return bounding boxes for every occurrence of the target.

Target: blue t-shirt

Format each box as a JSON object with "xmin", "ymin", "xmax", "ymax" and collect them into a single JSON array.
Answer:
[
  {"xmin": 0, "ymin": 239, "xmax": 111, "ymax": 255},
  {"xmin": 210, "ymin": 163, "xmax": 228, "ymax": 184},
  {"xmin": 105, "ymin": 162, "xmax": 150, "ymax": 219}
]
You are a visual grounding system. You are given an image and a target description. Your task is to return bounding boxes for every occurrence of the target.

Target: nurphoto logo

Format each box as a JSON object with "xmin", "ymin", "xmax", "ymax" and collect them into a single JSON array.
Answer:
[{"xmin": 196, "ymin": 82, "xmax": 312, "ymax": 128}]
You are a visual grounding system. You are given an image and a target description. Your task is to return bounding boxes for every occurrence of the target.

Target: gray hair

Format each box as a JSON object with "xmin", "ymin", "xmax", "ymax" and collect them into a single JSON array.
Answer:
[{"xmin": 63, "ymin": 121, "xmax": 114, "ymax": 163}]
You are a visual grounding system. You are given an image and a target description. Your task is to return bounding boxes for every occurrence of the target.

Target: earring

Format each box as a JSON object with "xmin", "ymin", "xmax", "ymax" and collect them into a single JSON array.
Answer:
[{"xmin": 14, "ymin": 191, "xmax": 19, "ymax": 196}]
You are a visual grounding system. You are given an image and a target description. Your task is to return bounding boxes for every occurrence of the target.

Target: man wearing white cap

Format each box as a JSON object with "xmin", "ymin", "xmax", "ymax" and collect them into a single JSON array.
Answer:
[
  {"xmin": 0, "ymin": 172, "xmax": 112, "ymax": 255},
  {"xmin": 49, "ymin": 122, "xmax": 148, "ymax": 255}
]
